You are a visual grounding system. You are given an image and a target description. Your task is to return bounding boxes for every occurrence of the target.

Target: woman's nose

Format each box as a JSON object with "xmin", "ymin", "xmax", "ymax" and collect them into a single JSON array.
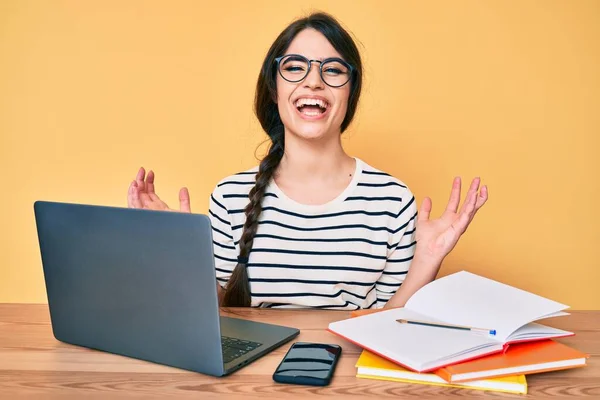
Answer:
[{"xmin": 304, "ymin": 63, "xmax": 324, "ymax": 89}]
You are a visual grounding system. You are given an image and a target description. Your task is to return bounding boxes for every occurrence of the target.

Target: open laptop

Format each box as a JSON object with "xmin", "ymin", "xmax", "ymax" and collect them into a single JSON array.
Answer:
[{"xmin": 33, "ymin": 201, "xmax": 299, "ymax": 376}]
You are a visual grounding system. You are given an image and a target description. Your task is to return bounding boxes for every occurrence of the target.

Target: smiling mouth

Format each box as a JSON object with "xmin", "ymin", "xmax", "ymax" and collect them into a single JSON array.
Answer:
[{"xmin": 294, "ymin": 98, "xmax": 329, "ymax": 117}]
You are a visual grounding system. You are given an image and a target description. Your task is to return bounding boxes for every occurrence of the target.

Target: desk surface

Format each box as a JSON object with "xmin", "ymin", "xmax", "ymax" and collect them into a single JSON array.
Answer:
[{"xmin": 0, "ymin": 304, "xmax": 598, "ymax": 399}]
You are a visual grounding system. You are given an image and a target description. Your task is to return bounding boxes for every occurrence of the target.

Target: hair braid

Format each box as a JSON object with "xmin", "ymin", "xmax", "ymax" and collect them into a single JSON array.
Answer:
[{"xmin": 222, "ymin": 129, "xmax": 284, "ymax": 307}]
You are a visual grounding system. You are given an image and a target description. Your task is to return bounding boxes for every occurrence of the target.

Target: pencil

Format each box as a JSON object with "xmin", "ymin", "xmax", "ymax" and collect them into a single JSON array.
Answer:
[{"xmin": 396, "ymin": 319, "xmax": 497, "ymax": 336}]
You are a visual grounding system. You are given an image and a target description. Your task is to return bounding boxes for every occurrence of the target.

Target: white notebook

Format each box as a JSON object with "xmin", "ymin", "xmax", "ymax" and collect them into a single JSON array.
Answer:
[{"xmin": 328, "ymin": 271, "xmax": 573, "ymax": 372}]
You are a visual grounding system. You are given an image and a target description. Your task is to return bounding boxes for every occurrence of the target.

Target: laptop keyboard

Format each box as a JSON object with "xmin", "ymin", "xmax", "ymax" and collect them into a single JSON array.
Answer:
[{"xmin": 221, "ymin": 336, "xmax": 263, "ymax": 364}]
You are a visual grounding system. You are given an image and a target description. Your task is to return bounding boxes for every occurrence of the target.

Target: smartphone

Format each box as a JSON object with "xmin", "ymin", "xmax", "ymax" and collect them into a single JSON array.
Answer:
[{"xmin": 272, "ymin": 342, "xmax": 342, "ymax": 386}]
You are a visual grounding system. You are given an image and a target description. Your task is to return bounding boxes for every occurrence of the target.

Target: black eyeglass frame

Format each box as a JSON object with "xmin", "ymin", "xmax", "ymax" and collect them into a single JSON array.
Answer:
[{"xmin": 275, "ymin": 54, "xmax": 355, "ymax": 88}]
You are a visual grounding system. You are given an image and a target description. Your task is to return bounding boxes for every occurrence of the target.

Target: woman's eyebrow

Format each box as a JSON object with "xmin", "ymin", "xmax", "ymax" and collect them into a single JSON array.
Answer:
[
  {"xmin": 311, "ymin": 56, "xmax": 342, "ymax": 61},
  {"xmin": 285, "ymin": 53, "xmax": 343, "ymax": 61}
]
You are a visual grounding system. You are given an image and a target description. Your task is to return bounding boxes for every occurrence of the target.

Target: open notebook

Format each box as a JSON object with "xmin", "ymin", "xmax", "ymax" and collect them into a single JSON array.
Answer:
[{"xmin": 328, "ymin": 271, "xmax": 573, "ymax": 372}]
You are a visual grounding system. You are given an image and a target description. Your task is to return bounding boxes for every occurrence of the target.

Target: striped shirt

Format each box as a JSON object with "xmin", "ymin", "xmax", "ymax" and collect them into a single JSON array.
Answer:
[{"xmin": 208, "ymin": 158, "xmax": 418, "ymax": 310}]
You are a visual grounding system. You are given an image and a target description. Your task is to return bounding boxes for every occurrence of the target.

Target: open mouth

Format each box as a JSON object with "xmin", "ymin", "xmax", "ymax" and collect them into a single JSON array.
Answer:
[{"xmin": 294, "ymin": 98, "xmax": 329, "ymax": 117}]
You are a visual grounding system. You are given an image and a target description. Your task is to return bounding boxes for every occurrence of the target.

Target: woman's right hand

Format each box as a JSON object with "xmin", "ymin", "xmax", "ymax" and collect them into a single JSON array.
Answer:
[{"xmin": 127, "ymin": 167, "xmax": 191, "ymax": 213}]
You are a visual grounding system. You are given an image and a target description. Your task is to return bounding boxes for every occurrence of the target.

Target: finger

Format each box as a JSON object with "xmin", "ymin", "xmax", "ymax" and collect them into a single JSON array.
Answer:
[
  {"xmin": 136, "ymin": 167, "xmax": 146, "ymax": 191},
  {"xmin": 466, "ymin": 187, "xmax": 478, "ymax": 215},
  {"xmin": 445, "ymin": 177, "xmax": 461, "ymax": 214},
  {"xmin": 458, "ymin": 177, "xmax": 480, "ymax": 215},
  {"xmin": 130, "ymin": 181, "xmax": 143, "ymax": 208},
  {"xmin": 417, "ymin": 197, "xmax": 432, "ymax": 223},
  {"xmin": 127, "ymin": 181, "xmax": 135, "ymax": 208},
  {"xmin": 462, "ymin": 189, "xmax": 479, "ymax": 227},
  {"xmin": 451, "ymin": 209, "xmax": 471, "ymax": 235},
  {"xmin": 452, "ymin": 190, "xmax": 477, "ymax": 234},
  {"xmin": 464, "ymin": 185, "xmax": 488, "ymax": 226},
  {"xmin": 146, "ymin": 170, "xmax": 162, "ymax": 202},
  {"xmin": 147, "ymin": 170, "xmax": 156, "ymax": 195},
  {"xmin": 138, "ymin": 190, "xmax": 153, "ymax": 207},
  {"xmin": 135, "ymin": 167, "xmax": 154, "ymax": 206},
  {"xmin": 475, "ymin": 185, "xmax": 488, "ymax": 210},
  {"xmin": 135, "ymin": 170, "xmax": 169, "ymax": 210},
  {"xmin": 137, "ymin": 190, "xmax": 163, "ymax": 211},
  {"xmin": 179, "ymin": 187, "xmax": 191, "ymax": 213}
]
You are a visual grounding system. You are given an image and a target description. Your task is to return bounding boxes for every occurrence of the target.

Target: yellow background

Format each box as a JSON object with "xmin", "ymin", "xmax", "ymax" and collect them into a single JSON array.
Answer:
[{"xmin": 1, "ymin": 1, "xmax": 598, "ymax": 308}]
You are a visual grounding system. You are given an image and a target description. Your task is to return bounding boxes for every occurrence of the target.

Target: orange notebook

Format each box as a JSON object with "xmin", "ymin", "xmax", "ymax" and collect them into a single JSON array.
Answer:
[{"xmin": 435, "ymin": 339, "xmax": 589, "ymax": 383}]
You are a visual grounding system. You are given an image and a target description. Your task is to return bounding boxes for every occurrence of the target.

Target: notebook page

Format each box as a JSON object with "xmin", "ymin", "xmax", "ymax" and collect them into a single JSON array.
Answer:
[
  {"xmin": 535, "ymin": 311, "xmax": 570, "ymax": 320},
  {"xmin": 328, "ymin": 307, "xmax": 499, "ymax": 372},
  {"xmin": 405, "ymin": 271, "xmax": 569, "ymax": 341},
  {"xmin": 506, "ymin": 322, "xmax": 572, "ymax": 341}
]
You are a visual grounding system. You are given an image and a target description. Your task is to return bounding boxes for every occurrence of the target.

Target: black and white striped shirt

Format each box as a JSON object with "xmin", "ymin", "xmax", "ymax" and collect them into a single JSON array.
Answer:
[{"xmin": 208, "ymin": 158, "xmax": 418, "ymax": 310}]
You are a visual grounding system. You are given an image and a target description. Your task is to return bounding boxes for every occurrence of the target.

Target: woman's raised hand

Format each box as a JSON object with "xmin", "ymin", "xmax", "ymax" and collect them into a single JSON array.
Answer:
[
  {"xmin": 127, "ymin": 167, "xmax": 191, "ymax": 213},
  {"xmin": 414, "ymin": 177, "xmax": 488, "ymax": 262}
]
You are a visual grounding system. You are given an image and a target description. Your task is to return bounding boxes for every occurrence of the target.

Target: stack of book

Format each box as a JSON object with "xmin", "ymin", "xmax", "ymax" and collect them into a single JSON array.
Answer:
[{"xmin": 328, "ymin": 271, "xmax": 589, "ymax": 395}]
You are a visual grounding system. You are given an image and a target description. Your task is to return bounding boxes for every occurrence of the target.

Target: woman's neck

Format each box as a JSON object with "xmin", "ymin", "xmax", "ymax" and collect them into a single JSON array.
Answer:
[{"xmin": 276, "ymin": 131, "xmax": 354, "ymax": 184}]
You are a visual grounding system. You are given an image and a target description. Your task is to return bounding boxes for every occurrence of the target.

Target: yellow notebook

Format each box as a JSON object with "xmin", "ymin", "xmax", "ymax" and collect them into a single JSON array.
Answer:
[{"xmin": 356, "ymin": 351, "xmax": 527, "ymax": 395}]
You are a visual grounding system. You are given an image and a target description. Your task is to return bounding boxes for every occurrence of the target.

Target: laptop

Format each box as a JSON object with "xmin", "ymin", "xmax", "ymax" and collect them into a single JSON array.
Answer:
[{"xmin": 33, "ymin": 200, "xmax": 299, "ymax": 376}]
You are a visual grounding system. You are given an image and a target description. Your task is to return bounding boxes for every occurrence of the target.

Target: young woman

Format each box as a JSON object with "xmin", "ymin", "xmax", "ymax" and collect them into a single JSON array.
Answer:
[{"xmin": 127, "ymin": 12, "xmax": 488, "ymax": 310}]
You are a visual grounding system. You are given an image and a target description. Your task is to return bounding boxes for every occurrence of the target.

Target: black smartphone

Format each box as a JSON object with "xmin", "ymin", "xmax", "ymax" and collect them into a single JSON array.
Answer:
[{"xmin": 272, "ymin": 342, "xmax": 342, "ymax": 386}]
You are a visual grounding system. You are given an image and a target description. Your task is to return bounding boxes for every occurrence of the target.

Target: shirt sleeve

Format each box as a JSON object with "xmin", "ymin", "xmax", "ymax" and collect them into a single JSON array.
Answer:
[
  {"xmin": 208, "ymin": 185, "xmax": 238, "ymax": 288},
  {"xmin": 375, "ymin": 194, "xmax": 418, "ymax": 308}
]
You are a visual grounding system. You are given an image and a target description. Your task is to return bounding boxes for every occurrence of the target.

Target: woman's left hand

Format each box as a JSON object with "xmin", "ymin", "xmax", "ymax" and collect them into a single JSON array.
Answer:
[{"xmin": 415, "ymin": 177, "xmax": 488, "ymax": 262}]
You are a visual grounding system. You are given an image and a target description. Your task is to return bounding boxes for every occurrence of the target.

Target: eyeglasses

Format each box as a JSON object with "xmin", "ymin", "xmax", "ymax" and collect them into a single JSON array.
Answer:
[{"xmin": 275, "ymin": 54, "xmax": 354, "ymax": 88}]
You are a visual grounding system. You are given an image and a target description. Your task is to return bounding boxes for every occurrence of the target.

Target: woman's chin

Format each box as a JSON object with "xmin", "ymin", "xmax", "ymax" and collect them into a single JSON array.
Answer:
[
  {"xmin": 292, "ymin": 129, "xmax": 330, "ymax": 141},
  {"xmin": 287, "ymin": 121, "xmax": 336, "ymax": 141}
]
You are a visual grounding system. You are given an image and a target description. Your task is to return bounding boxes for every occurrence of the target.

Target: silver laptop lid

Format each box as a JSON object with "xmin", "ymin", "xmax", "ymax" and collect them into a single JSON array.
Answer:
[{"xmin": 34, "ymin": 201, "xmax": 225, "ymax": 376}]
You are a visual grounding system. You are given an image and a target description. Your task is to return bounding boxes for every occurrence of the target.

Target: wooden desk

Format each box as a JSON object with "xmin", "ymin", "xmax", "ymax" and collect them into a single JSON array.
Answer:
[{"xmin": 0, "ymin": 304, "xmax": 598, "ymax": 399}]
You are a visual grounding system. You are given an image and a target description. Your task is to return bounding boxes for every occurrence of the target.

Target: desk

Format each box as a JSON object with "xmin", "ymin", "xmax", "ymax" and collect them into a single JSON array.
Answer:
[{"xmin": 0, "ymin": 304, "xmax": 598, "ymax": 399}]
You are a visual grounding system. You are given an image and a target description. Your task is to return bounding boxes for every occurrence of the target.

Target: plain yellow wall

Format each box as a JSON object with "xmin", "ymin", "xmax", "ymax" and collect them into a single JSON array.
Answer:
[{"xmin": 1, "ymin": 1, "xmax": 598, "ymax": 308}]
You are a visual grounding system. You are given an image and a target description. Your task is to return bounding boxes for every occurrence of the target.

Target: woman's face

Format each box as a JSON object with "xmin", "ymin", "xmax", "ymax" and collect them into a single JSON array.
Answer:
[{"xmin": 276, "ymin": 28, "xmax": 351, "ymax": 142}]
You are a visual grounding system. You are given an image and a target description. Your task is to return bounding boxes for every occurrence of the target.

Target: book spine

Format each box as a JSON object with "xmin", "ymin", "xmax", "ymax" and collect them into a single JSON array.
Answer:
[{"xmin": 433, "ymin": 368, "xmax": 453, "ymax": 383}]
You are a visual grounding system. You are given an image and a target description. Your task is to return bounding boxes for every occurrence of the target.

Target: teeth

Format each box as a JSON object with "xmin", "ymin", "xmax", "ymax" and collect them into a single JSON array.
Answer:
[
  {"xmin": 301, "ymin": 109, "xmax": 321, "ymax": 116},
  {"xmin": 295, "ymin": 98, "xmax": 328, "ymax": 109}
]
